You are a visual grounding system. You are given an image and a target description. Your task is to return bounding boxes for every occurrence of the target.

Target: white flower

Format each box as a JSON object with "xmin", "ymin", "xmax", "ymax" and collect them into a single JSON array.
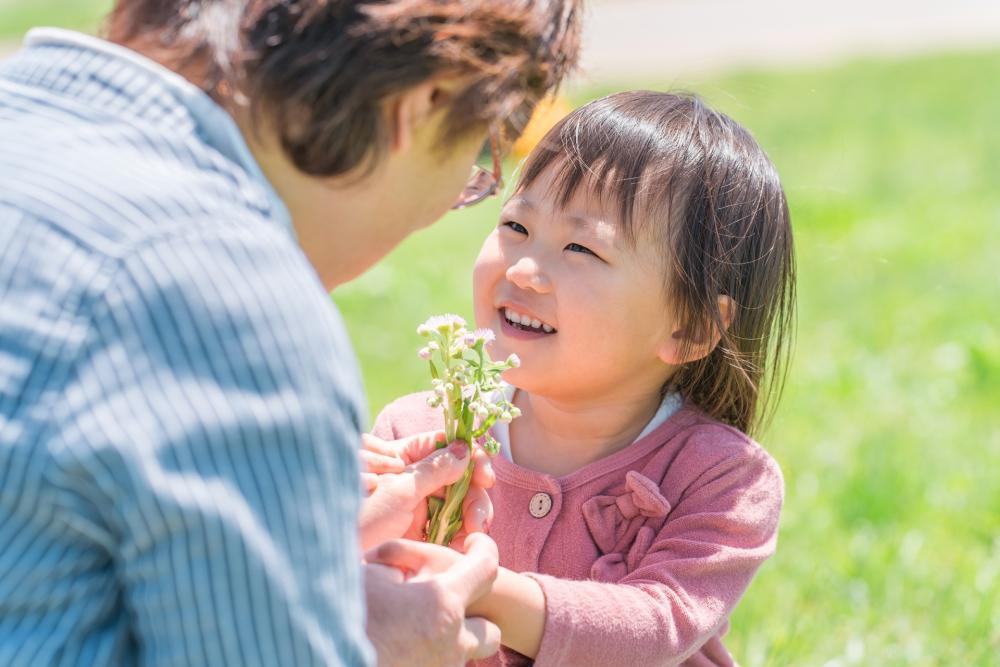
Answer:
[
  {"xmin": 499, "ymin": 411, "xmax": 513, "ymax": 423},
  {"xmin": 418, "ymin": 347, "xmax": 432, "ymax": 360},
  {"xmin": 506, "ymin": 353, "xmax": 521, "ymax": 368},
  {"xmin": 473, "ymin": 328, "xmax": 497, "ymax": 345},
  {"xmin": 421, "ymin": 314, "xmax": 466, "ymax": 334}
]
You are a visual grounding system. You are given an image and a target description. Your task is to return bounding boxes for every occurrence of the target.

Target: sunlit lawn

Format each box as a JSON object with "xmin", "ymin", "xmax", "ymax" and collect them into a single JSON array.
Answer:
[{"xmin": 336, "ymin": 50, "xmax": 1000, "ymax": 665}]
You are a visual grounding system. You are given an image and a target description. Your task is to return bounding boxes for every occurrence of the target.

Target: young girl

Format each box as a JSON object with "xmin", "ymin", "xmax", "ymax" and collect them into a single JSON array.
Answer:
[{"xmin": 370, "ymin": 91, "xmax": 795, "ymax": 666}]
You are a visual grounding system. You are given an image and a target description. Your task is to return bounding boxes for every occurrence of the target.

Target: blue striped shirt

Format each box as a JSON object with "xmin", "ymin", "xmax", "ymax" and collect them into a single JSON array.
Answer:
[{"xmin": 0, "ymin": 29, "xmax": 373, "ymax": 666}]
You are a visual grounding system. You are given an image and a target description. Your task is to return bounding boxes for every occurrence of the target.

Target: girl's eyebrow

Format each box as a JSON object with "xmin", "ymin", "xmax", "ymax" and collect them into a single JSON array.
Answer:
[
  {"xmin": 504, "ymin": 196, "xmax": 534, "ymax": 212},
  {"xmin": 507, "ymin": 196, "xmax": 600, "ymax": 231}
]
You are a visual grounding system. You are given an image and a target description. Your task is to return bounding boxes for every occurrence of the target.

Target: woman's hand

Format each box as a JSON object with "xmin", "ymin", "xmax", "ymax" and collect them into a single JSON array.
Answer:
[
  {"xmin": 359, "ymin": 431, "xmax": 495, "ymax": 551},
  {"xmin": 364, "ymin": 533, "xmax": 501, "ymax": 666}
]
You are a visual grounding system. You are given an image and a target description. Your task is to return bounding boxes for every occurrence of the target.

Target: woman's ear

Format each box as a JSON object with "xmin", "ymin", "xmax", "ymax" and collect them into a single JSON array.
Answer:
[
  {"xmin": 385, "ymin": 75, "xmax": 466, "ymax": 154},
  {"xmin": 657, "ymin": 296, "xmax": 735, "ymax": 365}
]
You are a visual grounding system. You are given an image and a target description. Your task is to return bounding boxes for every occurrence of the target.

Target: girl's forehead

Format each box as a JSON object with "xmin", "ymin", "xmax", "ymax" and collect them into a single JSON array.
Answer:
[{"xmin": 509, "ymin": 163, "xmax": 622, "ymax": 223}]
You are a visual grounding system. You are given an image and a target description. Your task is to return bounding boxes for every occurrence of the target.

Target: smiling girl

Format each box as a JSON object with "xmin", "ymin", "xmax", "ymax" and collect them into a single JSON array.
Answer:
[{"xmin": 369, "ymin": 91, "xmax": 796, "ymax": 666}]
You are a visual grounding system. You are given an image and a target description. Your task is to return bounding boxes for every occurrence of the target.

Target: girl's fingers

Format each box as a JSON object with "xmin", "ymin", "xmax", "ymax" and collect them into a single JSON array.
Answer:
[
  {"xmin": 462, "ymin": 485, "xmax": 493, "ymax": 535},
  {"xmin": 404, "ymin": 498, "xmax": 429, "ymax": 541},
  {"xmin": 361, "ymin": 472, "xmax": 378, "ymax": 494},
  {"xmin": 359, "ymin": 449, "xmax": 406, "ymax": 474},
  {"xmin": 398, "ymin": 430, "xmax": 449, "ymax": 464},
  {"xmin": 470, "ymin": 449, "xmax": 495, "ymax": 489},
  {"xmin": 360, "ymin": 433, "xmax": 402, "ymax": 457}
]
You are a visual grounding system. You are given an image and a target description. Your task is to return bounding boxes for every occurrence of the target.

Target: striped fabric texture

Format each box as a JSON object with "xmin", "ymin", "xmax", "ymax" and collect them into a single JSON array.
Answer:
[{"xmin": 0, "ymin": 30, "xmax": 373, "ymax": 666}]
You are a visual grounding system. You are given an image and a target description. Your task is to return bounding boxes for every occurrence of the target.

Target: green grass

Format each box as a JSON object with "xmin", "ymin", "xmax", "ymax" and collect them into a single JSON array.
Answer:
[
  {"xmin": 0, "ymin": 1, "xmax": 112, "ymax": 41},
  {"xmin": 335, "ymin": 50, "xmax": 1000, "ymax": 664}
]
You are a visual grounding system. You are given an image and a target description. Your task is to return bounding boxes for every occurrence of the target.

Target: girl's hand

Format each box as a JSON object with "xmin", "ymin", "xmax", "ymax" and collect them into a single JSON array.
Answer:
[{"xmin": 359, "ymin": 432, "xmax": 495, "ymax": 549}]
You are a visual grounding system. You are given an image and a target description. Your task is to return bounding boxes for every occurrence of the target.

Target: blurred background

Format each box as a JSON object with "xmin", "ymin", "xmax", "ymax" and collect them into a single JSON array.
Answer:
[{"xmin": 2, "ymin": 1, "xmax": 998, "ymax": 664}]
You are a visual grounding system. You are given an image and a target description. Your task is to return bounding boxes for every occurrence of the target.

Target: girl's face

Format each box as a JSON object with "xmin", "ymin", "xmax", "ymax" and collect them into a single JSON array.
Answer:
[{"xmin": 473, "ymin": 165, "xmax": 679, "ymax": 402}]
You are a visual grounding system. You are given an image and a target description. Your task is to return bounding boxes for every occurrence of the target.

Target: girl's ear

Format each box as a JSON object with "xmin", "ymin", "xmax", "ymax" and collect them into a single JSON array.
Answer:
[
  {"xmin": 657, "ymin": 296, "xmax": 735, "ymax": 365},
  {"xmin": 385, "ymin": 75, "xmax": 466, "ymax": 154}
]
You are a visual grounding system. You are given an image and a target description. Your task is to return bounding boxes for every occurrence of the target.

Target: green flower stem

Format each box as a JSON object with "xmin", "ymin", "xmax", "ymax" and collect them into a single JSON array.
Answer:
[{"xmin": 427, "ymin": 458, "xmax": 474, "ymax": 545}]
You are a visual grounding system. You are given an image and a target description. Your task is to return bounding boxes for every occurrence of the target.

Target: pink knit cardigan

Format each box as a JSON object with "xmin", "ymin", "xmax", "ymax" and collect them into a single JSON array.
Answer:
[{"xmin": 372, "ymin": 393, "xmax": 783, "ymax": 666}]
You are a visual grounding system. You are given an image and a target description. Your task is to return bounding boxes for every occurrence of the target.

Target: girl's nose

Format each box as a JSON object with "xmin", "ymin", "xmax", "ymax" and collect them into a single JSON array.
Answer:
[{"xmin": 506, "ymin": 255, "xmax": 552, "ymax": 293}]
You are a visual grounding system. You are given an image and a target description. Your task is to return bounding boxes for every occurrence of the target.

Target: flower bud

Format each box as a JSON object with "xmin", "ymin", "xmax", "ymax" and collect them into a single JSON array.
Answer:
[
  {"xmin": 506, "ymin": 353, "xmax": 521, "ymax": 368},
  {"xmin": 418, "ymin": 347, "xmax": 432, "ymax": 360}
]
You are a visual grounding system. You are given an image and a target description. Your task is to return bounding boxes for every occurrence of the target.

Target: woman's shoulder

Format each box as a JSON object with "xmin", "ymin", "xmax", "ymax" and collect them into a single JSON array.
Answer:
[{"xmin": 370, "ymin": 391, "xmax": 445, "ymax": 439}]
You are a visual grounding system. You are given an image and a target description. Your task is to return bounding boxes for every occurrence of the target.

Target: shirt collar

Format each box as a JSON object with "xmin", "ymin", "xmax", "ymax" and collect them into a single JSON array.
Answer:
[{"xmin": 21, "ymin": 28, "xmax": 294, "ymax": 237}]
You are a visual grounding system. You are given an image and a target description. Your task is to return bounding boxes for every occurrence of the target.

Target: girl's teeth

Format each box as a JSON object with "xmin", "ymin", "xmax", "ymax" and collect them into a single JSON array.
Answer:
[{"xmin": 503, "ymin": 308, "xmax": 554, "ymax": 333}]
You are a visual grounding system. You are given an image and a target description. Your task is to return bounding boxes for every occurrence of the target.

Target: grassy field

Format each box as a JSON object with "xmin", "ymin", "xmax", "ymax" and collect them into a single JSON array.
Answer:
[
  {"xmin": 3, "ymin": 2, "xmax": 998, "ymax": 662},
  {"xmin": 0, "ymin": 0, "xmax": 111, "ymax": 41},
  {"xmin": 336, "ymin": 50, "xmax": 1000, "ymax": 664}
]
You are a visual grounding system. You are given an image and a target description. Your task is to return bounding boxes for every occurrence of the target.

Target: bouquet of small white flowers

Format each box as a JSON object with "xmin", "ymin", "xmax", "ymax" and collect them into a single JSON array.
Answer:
[{"xmin": 417, "ymin": 314, "xmax": 520, "ymax": 545}]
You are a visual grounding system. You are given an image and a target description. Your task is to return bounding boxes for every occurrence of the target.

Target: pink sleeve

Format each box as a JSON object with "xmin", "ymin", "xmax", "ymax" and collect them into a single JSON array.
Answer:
[
  {"xmin": 370, "ymin": 391, "xmax": 443, "ymax": 441},
  {"xmin": 518, "ymin": 445, "xmax": 784, "ymax": 667},
  {"xmin": 370, "ymin": 404, "xmax": 398, "ymax": 440}
]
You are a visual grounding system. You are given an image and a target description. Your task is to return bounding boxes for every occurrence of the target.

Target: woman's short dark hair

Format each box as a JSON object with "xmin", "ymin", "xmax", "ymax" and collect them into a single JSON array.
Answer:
[
  {"xmin": 518, "ymin": 91, "xmax": 796, "ymax": 436},
  {"xmin": 107, "ymin": 0, "xmax": 582, "ymax": 177}
]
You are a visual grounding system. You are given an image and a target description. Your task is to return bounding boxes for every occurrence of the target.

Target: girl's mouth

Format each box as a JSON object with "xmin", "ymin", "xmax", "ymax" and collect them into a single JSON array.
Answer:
[{"xmin": 498, "ymin": 308, "xmax": 556, "ymax": 339}]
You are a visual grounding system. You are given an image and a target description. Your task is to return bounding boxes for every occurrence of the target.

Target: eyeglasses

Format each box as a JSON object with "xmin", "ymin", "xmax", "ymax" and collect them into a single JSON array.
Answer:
[{"xmin": 452, "ymin": 129, "xmax": 503, "ymax": 210}]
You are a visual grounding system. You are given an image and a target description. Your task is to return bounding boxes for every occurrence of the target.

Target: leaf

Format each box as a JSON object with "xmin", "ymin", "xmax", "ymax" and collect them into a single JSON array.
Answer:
[{"xmin": 429, "ymin": 359, "xmax": 440, "ymax": 380}]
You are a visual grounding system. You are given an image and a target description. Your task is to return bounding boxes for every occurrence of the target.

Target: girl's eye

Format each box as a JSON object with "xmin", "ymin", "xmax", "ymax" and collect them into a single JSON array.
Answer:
[
  {"xmin": 502, "ymin": 221, "xmax": 528, "ymax": 235},
  {"xmin": 565, "ymin": 242, "xmax": 599, "ymax": 258}
]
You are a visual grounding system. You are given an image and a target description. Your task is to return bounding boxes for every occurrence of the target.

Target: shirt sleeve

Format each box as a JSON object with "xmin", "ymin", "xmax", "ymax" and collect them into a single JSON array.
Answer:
[
  {"xmin": 513, "ymin": 436, "xmax": 784, "ymax": 667},
  {"xmin": 50, "ymin": 226, "xmax": 374, "ymax": 666}
]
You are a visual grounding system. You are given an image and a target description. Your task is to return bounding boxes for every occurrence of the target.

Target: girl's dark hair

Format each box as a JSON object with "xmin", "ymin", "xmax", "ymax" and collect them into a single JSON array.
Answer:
[
  {"xmin": 106, "ymin": 0, "xmax": 581, "ymax": 177},
  {"xmin": 518, "ymin": 91, "xmax": 796, "ymax": 436}
]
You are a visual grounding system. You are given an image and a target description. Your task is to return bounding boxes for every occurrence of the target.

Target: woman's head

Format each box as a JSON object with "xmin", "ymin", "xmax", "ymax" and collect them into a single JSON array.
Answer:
[
  {"xmin": 108, "ymin": 0, "xmax": 582, "ymax": 287},
  {"xmin": 474, "ymin": 91, "xmax": 795, "ymax": 435},
  {"xmin": 107, "ymin": 0, "xmax": 581, "ymax": 177}
]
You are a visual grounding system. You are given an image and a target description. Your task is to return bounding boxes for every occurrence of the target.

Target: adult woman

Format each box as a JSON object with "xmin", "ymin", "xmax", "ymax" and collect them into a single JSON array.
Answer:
[{"xmin": 0, "ymin": 2, "xmax": 581, "ymax": 665}]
